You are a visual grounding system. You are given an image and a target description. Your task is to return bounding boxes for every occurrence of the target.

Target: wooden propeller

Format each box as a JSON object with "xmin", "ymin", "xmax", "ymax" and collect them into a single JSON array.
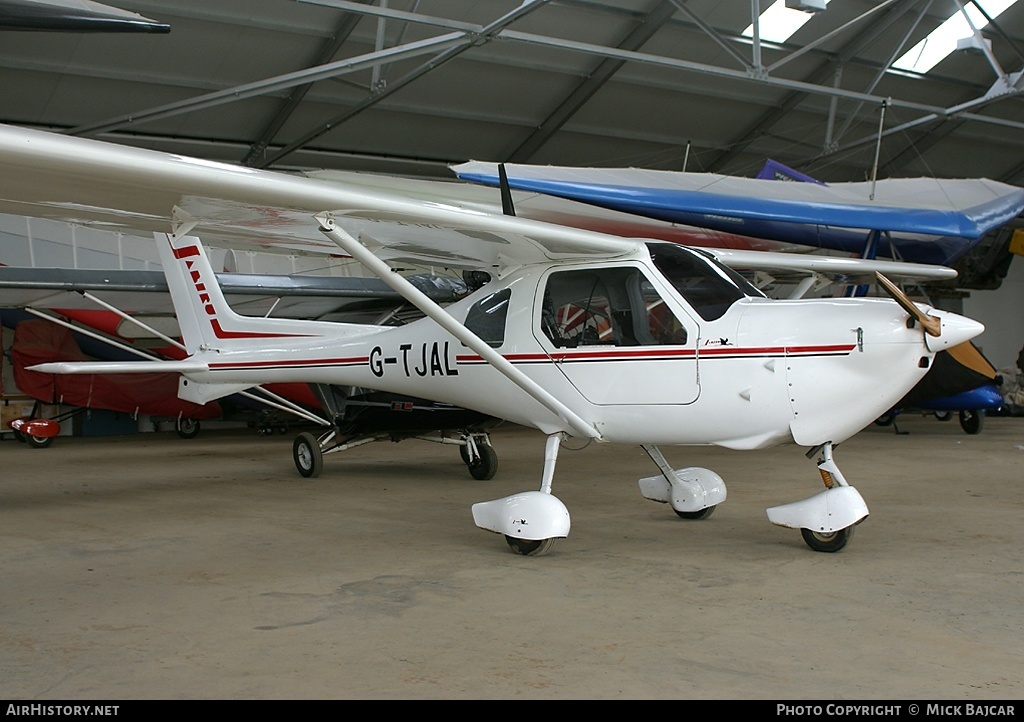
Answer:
[{"xmin": 875, "ymin": 272, "xmax": 941, "ymax": 337}]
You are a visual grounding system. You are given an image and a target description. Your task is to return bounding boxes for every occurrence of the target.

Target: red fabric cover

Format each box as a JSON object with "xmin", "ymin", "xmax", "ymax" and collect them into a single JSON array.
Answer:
[{"xmin": 11, "ymin": 320, "xmax": 221, "ymax": 419}]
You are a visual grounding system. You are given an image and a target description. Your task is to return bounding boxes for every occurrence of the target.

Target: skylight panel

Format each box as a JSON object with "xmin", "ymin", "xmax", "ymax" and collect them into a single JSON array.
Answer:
[
  {"xmin": 743, "ymin": 1, "xmax": 827, "ymax": 44},
  {"xmin": 892, "ymin": 0, "xmax": 1018, "ymax": 74}
]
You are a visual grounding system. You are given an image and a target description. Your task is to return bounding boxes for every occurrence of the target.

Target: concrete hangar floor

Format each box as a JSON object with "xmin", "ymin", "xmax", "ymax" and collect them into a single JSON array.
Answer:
[{"xmin": 2, "ymin": 416, "xmax": 1022, "ymax": 700}]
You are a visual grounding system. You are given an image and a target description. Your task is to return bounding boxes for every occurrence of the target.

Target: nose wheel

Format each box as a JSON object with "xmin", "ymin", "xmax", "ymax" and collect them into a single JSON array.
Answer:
[{"xmin": 801, "ymin": 526, "xmax": 854, "ymax": 553}]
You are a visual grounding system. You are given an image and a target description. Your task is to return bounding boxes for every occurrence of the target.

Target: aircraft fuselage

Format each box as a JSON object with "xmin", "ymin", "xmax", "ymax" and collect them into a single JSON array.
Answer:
[{"xmin": 170, "ymin": 238, "xmax": 981, "ymax": 451}]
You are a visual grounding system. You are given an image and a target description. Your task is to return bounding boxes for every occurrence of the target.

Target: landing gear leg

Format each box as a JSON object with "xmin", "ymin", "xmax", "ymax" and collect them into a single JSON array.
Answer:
[
  {"xmin": 472, "ymin": 432, "xmax": 570, "ymax": 556},
  {"xmin": 766, "ymin": 442, "xmax": 868, "ymax": 553}
]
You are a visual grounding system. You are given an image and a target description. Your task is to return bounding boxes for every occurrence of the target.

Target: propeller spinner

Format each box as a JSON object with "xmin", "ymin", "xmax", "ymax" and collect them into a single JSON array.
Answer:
[{"xmin": 875, "ymin": 272, "xmax": 994, "ymax": 379}]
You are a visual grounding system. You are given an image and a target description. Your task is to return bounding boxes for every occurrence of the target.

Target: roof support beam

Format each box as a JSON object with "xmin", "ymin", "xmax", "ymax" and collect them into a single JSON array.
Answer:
[
  {"xmin": 67, "ymin": 32, "xmax": 467, "ymax": 137},
  {"xmin": 667, "ymin": 0, "xmax": 750, "ymax": 70},
  {"xmin": 767, "ymin": 0, "xmax": 902, "ymax": 74},
  {"xmin": 240, "ymin": 2, "xmax": 371, "ymax": 167},
  {"xmin": 703, "ymin": 0, "xmax": 934, "ymax": 172},
  {"xmin": 826, "ymin": 1, "xmax": 934, "ymax": 153},
  {"xmin": 61, "ymin": 0, "xmax": 1024, "ymax": 176},
  {"xmin": 507, "ymin": 0, "xmax": 679, "ymax": 163},
  {"xmin": 255, "ymin": 0, "xmax": 552, "ymax": 168}
]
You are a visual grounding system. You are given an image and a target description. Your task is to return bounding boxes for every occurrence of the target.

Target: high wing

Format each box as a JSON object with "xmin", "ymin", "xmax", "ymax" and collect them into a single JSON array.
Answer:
[
  {"xmin": 304, "ymin": 169, "xmax": 801, "ymax": 253},
  {"xmin": 0, "ymin": 124, "xmax": 636, "ymax": 272},
  {"xmin": 0, "ymin": 123, "xmax": 960, "ymax": 285},
  {"xmin": 452, "ymin": 161, "xmax": 1024, "ymax": 265},
  {"xmin": 302, "ymin": 169, "xmax": 960, "ymax": 288},
  {"xmin": 700, "ymin": 247, "xmax": 959, "ymax": 290}
]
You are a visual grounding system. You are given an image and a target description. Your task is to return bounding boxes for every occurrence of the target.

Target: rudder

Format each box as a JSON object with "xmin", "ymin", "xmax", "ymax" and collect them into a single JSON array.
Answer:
[{"xmin": 155, "ymin": 231, "xmax": 323, "ymax": 354}]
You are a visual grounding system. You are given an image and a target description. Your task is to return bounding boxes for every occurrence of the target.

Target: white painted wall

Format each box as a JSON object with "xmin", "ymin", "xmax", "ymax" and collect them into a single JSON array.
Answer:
[{"xmin": 964, "ymin": 254, "xmax": 1024, "ymax": 373}]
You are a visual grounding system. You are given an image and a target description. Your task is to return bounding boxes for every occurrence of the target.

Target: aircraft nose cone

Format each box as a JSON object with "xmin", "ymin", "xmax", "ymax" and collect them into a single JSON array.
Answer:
[{"xmin": 926, "ymin": 311, "xmax": 985, "ymax": 352}]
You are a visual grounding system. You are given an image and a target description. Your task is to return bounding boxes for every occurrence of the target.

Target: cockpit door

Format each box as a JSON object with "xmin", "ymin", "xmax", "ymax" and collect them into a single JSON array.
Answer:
[{"xmin": 534, "ymin": 264, "xmax": 699, "ymax": 405}]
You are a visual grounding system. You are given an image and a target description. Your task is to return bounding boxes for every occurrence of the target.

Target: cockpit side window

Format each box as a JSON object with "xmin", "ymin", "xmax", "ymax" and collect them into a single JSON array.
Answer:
[
  {"xmin": 646, "ymin": 242, "xmax": 762, "ymax": 322},
  {"xmin": 541, "ymin": 267, "xmax": 688, "ymax": 348},
  {"xmin": 465, "ymin": 288, "xmax": 511, "ymax": 348}
]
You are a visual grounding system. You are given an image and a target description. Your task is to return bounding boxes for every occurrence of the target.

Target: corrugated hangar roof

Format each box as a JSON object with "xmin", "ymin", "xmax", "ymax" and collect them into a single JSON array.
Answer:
[{"xmin": 0, "ymin": 0, "xmax": 1022, "ymax": 185}]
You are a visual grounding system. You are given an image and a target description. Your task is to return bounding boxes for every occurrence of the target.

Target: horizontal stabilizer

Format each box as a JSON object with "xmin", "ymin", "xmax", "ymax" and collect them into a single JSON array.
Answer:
[{"xmin": 28, "ymin": 360, "xmax": 207, "ymax": 374}]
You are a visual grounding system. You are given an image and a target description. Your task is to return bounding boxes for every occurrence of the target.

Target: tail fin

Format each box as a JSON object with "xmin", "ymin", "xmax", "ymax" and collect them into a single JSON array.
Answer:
[{"xmin": 155, "ymin": 231, "xmax": 326, "ymax": 354}]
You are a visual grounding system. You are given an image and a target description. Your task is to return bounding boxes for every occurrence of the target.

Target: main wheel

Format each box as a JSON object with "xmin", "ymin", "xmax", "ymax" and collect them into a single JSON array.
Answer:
[
  {"xmin": 176, "ymin": 418, "xmax": 200, "ymax": 439},
  {"xmin": 465, "ymin": 444, "xmax": 498, "ymax": 480},
  {"xmin": 801, "ymin": 526, "xmax": 854, "ymax": 553},
  {"xmin": 293, "ymin": 432, "xmax": 323, "ymax": 478},
  {"xmin": 934, "ymin": 411, "xmax": 953, "ymax": 422},
  {"xmin": 25, "ymin": 433, "xmax": 53, "ymax": 449},
  {"xmin": 505, "ymin": 536, "xmax": 556, "ymax": 556},
  {"xmin": 959, "ymin": 409, "xmax": 984, "ymax": 435},
  {"xmin": 874, "ymin": 412, "xmax": 895, "ymax": 427},
  {"xmin": 674, "ymin": 505, "xmax": 716, "ymax": 520}
]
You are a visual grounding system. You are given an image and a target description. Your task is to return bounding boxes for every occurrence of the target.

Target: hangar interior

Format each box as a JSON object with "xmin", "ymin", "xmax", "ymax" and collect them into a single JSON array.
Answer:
[
  {"xmin": 1, "ymin": 1, "xmax": 1024, "ymax": 701},
  {"xmin": 0, "ymin": 0, "xmax": 1023, "ymax": 414},
  {"xmin": 1, "ymin": 0, "xmax": 1023, "ymax": 357}
]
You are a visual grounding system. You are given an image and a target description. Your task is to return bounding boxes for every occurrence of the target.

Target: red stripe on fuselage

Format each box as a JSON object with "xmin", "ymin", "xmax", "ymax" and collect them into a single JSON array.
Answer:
[
  {"xmin": 205, "ymin": 345, "xmax": 856, "ymax": 372},
  {"xmin": 456, "ymin": 344, "xmax": 855, "ymax": 365},
  {"xmin": 208, "ymin": 356, "xmax": 368, "ymax": 370}
]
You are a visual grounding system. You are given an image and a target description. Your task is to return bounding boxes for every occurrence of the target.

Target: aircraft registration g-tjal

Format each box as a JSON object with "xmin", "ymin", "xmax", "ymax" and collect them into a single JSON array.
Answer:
[{"xmin": 0, "ymin": 123, "xmax": 984, "ymax": 555}]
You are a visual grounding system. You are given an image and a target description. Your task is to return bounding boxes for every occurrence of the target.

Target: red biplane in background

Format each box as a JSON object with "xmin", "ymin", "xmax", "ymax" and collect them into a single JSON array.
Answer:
[{"xmin": 7, "ymin": 317, "xmax": 220, "ymax": 447}]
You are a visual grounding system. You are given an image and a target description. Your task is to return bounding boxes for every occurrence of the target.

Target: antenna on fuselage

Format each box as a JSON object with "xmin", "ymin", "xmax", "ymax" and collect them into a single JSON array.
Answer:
[{"xmin": 498, "ymin": 163, "xmax": 516, "ymax": 217}]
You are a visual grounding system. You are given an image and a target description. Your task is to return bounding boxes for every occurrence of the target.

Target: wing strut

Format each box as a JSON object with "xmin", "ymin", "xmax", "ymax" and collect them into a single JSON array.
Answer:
[{"xmin": 314, "ymin": 212, "xmax": 602, "ymax": 441}]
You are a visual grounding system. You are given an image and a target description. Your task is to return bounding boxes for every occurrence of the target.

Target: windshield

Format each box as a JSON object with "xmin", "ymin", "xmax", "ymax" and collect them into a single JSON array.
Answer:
[{"xmin": 646, "ymin": 242, "xmax": 763, "ymax": 322}]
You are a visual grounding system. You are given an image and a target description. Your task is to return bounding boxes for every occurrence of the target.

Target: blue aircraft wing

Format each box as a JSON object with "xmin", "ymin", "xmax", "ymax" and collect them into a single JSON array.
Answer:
[{"xmin": 452, "ymin": 162, "xmax": 1024, "ymax": 265}]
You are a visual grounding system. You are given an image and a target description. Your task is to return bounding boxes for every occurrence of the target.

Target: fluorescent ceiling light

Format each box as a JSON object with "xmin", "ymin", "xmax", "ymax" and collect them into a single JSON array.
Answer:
[
  {"xmin": 892, "ymin": 0, "xmax": 1018, "ymax": 74},
  {"xmin": 743, "ymin": 1, "xmax": 828, "ymax": 44}
]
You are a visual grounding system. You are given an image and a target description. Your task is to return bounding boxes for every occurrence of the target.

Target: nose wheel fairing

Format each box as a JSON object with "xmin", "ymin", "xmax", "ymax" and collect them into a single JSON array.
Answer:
[
  {"xmin": 767, "ymin": 442, "xmax": 869, "ymax": 551},
  {"xmin": 766, "ymin": 486, "xmax": 869, "ymax": 536}
]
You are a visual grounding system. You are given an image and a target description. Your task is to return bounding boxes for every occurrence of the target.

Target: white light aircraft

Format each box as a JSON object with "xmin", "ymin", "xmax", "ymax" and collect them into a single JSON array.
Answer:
[{"xmin": 0, "ymin": 124, "xmax": 985, "ymax": 555}]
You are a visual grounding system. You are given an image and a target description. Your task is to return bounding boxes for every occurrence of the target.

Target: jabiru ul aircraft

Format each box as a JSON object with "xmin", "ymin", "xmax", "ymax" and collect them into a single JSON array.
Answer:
[{"xmin": 0, "ymin": 123, "xmax": 985, "ymax": 555}]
